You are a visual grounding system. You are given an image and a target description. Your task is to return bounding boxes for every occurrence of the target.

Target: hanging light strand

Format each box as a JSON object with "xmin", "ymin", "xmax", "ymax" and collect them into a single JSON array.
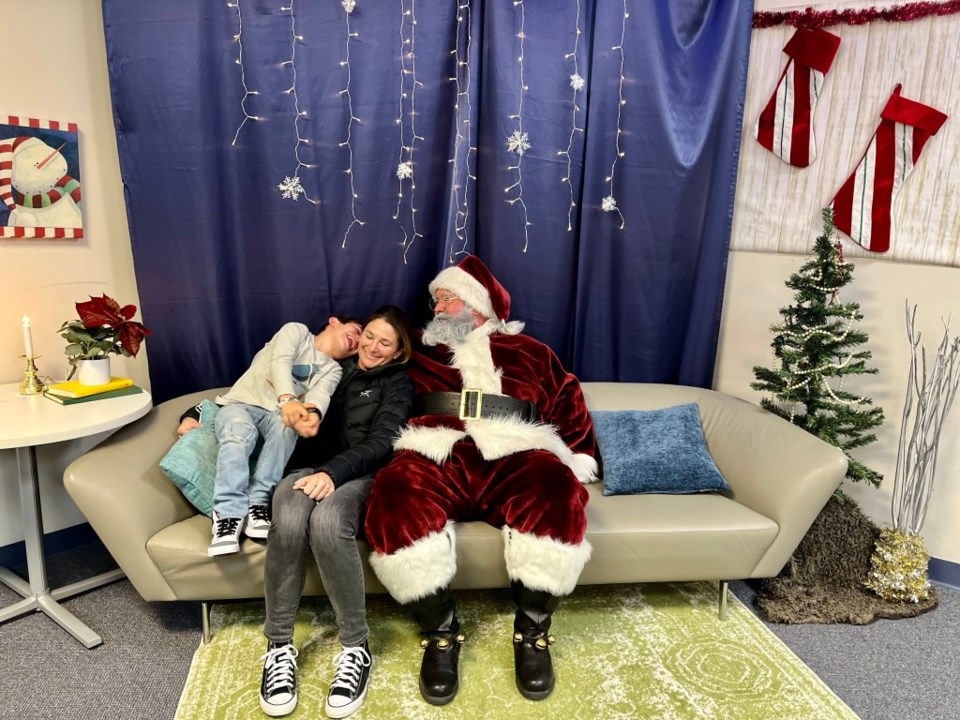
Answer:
[
  {"xmin": 393, "ymin": 0, "xmax": 411, "ymax": 248},
  {"xmin": 558, "ymin": 0, "xmax": 584, "ymax": 232},
  {"xmin": 277, "ymin": 0, "xmax": 319, "ymax": 204},
  {"xmin": 449, "ymin": 2, "xmax": 476, "ymax": 262},
  {"xmin": 602, "ymin": 0, "xmax": 628, "ymax": 229},
  {"xmin": 228, "ymin": 0, "xmax": 261, "ymax": 147},
  {"xmin": 402, "ymin": 0, "xmax": 425, "ymax": 263},
  {"xmin": 504, "ymin": 0, "xmax": 532, "ymax": 252},
  {"xmin": 339, "ymin": 2, "xmax": 365, "ymax": 247}
]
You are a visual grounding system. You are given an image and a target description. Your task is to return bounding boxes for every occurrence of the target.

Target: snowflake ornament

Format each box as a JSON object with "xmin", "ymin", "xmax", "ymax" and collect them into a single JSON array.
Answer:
[
  {"xmin": 569, "ymin": 73, "xmax": 585, "ymax": 91},
  {"xmin": 396, "ymin": 161, "xmax": 413, "ymax": 180},
  {"xmin": 506, "ymin": 130, "xmax": 531, "ymax": 156},
  {"xmin": 602, "ymin": 195, "xmax": 617, "ymax": 212},
  {"xmin": 278, "ymin": 175, "xmax": 305, "ymax": 201},
  {"xmin": 342, "ymin": 0, "xmax": 356, "ymax": 13}
]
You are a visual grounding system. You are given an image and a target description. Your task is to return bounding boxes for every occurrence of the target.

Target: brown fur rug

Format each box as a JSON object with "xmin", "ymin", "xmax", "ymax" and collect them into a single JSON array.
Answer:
[{"xmin": 755, "ymin": 495, "xmax": 938, "ymax": 624}]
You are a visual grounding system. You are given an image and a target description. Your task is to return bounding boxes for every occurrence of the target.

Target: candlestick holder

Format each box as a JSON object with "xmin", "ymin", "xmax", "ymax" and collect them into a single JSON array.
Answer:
[{"xmin": 19, "ymin": 354, "xmax": 45, "ymax": 396}]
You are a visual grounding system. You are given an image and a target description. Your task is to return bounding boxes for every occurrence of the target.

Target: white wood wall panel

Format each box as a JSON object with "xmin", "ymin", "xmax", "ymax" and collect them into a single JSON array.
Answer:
[{"xmin": 732, "ymin": 4, "xmax": 960, "ymax": 266}]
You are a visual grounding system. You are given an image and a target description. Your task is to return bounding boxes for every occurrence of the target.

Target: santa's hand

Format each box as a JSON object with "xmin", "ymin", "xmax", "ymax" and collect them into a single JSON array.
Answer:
[{"xmin": 292, "ymin": 471, "xmax": 335, "ymax": 501}]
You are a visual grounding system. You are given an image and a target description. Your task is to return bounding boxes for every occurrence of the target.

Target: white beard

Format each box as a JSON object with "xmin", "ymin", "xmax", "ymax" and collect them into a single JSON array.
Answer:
[{"xmin": 422, "ymin": 308, "xmax": 477, "ymax": 347}]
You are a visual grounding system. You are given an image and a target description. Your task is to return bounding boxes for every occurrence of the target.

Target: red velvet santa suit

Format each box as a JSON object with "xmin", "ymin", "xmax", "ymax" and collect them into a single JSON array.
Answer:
[{"xmin": 364, "ymin": 259, "xmax": 598, "ymax": 605}]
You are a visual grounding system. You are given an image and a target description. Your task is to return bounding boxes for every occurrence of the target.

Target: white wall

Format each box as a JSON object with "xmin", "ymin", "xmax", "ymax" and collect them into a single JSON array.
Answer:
[
  {"xmin": 0, "ymin": 0, "xmax": 148, "ymax": 548},
  {"xmin": 715, "ymin": 252, "xmax": 960, "ymax": 564}
]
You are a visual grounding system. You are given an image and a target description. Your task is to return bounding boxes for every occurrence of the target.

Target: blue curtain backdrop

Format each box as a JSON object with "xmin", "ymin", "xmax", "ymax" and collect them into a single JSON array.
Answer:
[{"xmin": 101, "ymin": 0, "xmax": 752, "ymax": 404}]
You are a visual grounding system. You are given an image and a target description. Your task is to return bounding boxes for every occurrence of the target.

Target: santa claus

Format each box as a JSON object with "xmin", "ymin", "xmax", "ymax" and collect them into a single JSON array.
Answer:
[{"xmin": 364, "ymin": 255, "xmax": 598, "ymax": 705}]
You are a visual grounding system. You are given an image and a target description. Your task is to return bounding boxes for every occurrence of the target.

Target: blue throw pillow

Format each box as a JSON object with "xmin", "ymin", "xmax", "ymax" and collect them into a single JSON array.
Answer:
[
  {"xmin": 590, "ymin": 404, "xmax": 730, "ymax": 496},
  {"xmin": 159, "ymin": 400, "xmax": 221, "ymax": 517}
]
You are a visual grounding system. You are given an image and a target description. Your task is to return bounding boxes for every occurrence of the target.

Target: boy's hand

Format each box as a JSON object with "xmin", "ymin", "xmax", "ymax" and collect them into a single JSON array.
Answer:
[
  {"xmin": 280, "ymin": 399, "xmax": 308, "ymax": 427},
  {"xmin": 292, "ymin": 408, "xmax": 321, "ymax": 437},
  {"xmin": 177, "ymin": 418, "xmax": 200, "ymax": 436}
]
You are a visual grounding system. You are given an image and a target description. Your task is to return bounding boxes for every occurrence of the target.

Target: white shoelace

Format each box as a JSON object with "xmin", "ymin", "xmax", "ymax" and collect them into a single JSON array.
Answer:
[
  {"xmin": 260, "ymin": 645, "xmax": 298, "ymax": 696},
  {"xmin": 329, "ymin": 645, "xmax": 371, "ymax": 693}
]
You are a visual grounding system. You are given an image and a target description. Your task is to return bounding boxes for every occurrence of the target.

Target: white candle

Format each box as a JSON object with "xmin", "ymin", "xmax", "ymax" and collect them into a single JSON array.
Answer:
[{"xmin": 22, "ymin": 315, "xmax": 33, "ymax": 357}]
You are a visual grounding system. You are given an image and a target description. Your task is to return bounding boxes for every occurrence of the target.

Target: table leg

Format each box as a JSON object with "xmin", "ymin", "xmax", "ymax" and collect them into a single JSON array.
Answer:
[{"xmin": 0, "ymin": 446, "xmax": 122, "ymax": 648}]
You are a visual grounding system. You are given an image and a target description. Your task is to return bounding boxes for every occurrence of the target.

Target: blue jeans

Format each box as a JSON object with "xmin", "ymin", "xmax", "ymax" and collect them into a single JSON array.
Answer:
[
  {"xmin": 213, "ymin": 403, "xmax": 296, "ymax": 519},
  {"xmin": 263, "ymin": 470, "xmax": 373, "ymax": 647}
]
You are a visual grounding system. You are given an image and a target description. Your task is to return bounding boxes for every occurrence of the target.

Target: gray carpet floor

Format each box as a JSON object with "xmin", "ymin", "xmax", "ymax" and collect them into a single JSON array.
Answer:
[{"xmin": 1, "ymin": 543, "xmax": 958, "ymax": 720}]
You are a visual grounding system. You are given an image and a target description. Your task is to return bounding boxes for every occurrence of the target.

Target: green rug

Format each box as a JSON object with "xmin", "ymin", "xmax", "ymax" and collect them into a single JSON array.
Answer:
[{"xmin": 176, "ymin": 582, "xmax": 859, "ymax": 720}]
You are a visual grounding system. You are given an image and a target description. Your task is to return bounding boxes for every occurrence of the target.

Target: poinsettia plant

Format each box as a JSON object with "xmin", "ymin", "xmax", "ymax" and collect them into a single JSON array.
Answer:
[{"xmin": 59, "ymin": 294, "xmax": 152, "ymax": 380}]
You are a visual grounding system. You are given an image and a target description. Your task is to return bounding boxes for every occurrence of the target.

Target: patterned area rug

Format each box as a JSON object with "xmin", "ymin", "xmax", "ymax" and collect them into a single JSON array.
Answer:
[{"xmin": 176, "ymin": 582, "xmax": 859, "ymax": 720}]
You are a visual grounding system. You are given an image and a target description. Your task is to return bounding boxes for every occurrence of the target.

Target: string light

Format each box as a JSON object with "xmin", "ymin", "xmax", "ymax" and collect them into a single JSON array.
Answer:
[
  {"xmin": 557, "ymin": 0, "xmax": 584, "ymax": 232},
  {"xmin": 228, "ymin": 0, "xmax": 261, "ymax": 147},
  {"xmin": 338, "ymin": 0, "xmax": 365, "ymax": 247},
  {"xmin": 448, "ymin": 2, "xmax": 476, "ymax": 263},
  {"xmin": 401, "ymin": 0, "xmax": 425, "ymax": 263},
  {"xmin": 602, "ymin": 0, "xmax": 628, "ymax": 229},
  {"xmin": 277, "ymin": 0, "xmax": 319, "ymax": 204},
  {"xmin": 393, "ymin": 1, "xmax": 411, "ymax": 249},
  {"xmin": 504, "ymin": 0, "xmax": 533, "ymax": 252}
]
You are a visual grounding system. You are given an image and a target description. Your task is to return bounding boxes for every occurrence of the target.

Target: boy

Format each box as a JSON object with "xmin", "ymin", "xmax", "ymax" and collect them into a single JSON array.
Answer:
[{"xmin": 207, "ymin": 316, "xmax": 361, "ymax": 556}]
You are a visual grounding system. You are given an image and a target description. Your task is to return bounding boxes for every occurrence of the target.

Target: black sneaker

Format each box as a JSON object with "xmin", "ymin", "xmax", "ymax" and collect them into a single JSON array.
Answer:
[
  {"xmin": 325, "ymin": 640, "xmax": 373, "ymax": 719},
  {"xmin": 259, "ymin": 642, "xmax": 298, "ymax": 717},
  {"xmin": 246, "ymin": 504, "xmax": 271, "ymax": 539},
  {"xmin": 208, "ymin": 512, "xmax": 245, "ymax": 556}
]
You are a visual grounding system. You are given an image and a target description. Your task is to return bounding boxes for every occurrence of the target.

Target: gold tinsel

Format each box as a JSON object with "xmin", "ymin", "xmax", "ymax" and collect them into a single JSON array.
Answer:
[{"xmin": 864, "ymin": 528, "xmax": 931, "ymax": 603}]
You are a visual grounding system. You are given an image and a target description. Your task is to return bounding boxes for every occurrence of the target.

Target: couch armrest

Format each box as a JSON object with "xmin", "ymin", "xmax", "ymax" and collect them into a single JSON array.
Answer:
[
  {"xmin": 63, "ymin": 388, "xmax": 226, "ymax": 601},
  {"xmin": 581, "ymin": 383, "xmax": 848, "ymax": 578}
]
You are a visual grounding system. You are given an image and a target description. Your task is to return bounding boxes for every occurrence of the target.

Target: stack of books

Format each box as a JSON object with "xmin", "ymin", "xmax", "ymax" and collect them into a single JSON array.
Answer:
[{"xmin": 44, "ymin": 376, "xmax": 144, "ymax": 405}]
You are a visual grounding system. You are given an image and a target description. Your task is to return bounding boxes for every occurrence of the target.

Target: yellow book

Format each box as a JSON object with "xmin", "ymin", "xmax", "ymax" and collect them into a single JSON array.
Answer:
[{"xmin": 46, "ymin": 376, "xmax": 135, "ymax": 399}]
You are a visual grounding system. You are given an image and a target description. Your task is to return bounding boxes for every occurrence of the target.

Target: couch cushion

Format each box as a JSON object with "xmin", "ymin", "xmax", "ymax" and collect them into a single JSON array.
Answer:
[
  {"xmin": 158, "ymin": 400, "xmax": 220, "ymax": 517},
  {"xmin": 591, "ymin": 404, "xmax": 731, "ymax": 495}
]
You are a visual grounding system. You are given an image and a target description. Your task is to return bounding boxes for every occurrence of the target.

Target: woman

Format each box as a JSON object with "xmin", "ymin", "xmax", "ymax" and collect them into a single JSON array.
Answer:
[{"xmin": 258, "ymin": 305, "xmax": 413, "ymax": 719}]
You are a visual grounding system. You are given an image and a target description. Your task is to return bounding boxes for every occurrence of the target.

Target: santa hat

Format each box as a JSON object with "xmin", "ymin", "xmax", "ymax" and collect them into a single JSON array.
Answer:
[
  {"xmin": 0, "ymin": 136, "xmax": 34, "ymax": 210},
  {"xmin": 429, "ymin": 256, "xmax": 524, "ymax": 333}
]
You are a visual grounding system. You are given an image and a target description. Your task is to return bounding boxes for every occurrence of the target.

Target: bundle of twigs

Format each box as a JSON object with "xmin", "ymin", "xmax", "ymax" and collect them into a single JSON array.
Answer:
[{"xmin": 891, "ymin": 302, "xmax": 960, "ymax": 535}]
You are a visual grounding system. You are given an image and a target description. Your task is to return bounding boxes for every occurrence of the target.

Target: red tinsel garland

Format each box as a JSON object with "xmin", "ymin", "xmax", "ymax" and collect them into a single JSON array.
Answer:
[{"xmin": 754, "ymin": 0, "xmax": 960, "ymax": 28}]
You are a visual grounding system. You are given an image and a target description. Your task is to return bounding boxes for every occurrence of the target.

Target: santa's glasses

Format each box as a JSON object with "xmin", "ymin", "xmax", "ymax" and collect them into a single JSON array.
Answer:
[{"xmin": 429, "ymin": 293, "xmax": 460, "ymax": 311}]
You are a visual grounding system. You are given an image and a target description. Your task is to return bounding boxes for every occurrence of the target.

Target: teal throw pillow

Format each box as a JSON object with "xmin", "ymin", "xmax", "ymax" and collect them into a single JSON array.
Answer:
[
  {"xmin": 591, "ymin": 404, "xmax": 730, "ymax": 496},
  {"xmin": 159, "ymin": 400, "xmax": 221, "ymax": 517}
]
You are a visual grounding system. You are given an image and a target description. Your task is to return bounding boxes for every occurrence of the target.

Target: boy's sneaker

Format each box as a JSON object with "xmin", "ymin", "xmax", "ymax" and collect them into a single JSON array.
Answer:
[
  {"xmin": 325, "ymin": 640, "xmax": 373, "ymax": 719},
  {"xmin": 246, "ymin": 504, "xmax": 271, "ymax": 539},
  {"xmin": 208, "ymin": 512, "xmax": 245, "ymax": 556},
  {"xmin": 260, "ymin": 642, "xmax": 298, "ymax": 717}
]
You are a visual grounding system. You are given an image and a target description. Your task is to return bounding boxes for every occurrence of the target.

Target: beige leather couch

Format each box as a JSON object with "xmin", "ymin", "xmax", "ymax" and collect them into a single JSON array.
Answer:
[{"xmin": 64, "ymin": 383, "xmax": 847, "ymax": 636}]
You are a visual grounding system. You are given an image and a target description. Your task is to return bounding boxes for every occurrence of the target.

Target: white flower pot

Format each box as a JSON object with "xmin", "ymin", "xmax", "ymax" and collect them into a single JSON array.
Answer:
[{"xmin": 77, "ymin": 358, "xmax": 111, "ymax": 386}]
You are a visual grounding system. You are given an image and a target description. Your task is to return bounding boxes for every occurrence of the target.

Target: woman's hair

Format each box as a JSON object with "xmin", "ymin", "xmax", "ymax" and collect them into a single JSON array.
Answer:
[{"xmin": 364, "ymin": 304, "xmax": 413, "ymax": 365}]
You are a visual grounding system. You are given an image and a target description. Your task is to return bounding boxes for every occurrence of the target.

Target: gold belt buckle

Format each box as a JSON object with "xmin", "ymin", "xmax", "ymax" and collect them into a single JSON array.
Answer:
[{"xmin": 459, "ymin": 388, "xmax": 483, "ymax": 421}]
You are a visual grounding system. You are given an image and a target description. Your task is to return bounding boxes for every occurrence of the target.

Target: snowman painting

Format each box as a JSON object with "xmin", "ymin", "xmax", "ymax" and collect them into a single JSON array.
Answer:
[{"xmin": 0, "ymin": 116, "xmax": 83, "ymax": 239}]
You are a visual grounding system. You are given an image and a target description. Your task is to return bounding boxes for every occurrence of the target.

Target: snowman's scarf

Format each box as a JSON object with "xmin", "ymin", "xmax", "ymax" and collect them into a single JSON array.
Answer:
[{"xmin": 14, "ymin": 175, "xmax": 82, "ymax": 209}]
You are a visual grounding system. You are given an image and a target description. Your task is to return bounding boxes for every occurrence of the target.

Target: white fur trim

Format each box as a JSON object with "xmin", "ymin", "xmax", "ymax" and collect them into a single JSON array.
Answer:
[
  {"xmin": 466, "ymin": 417, "xmax": 598, "ymax": 484},
  {"xmin": 394, "ymin": 426, "xmax": 467, "ymax": 464},
  {"xmin": 449, "ymin": 323, "xmax": 502, "ymax": 392},
  {"xmin": 430, "ymin": 266, "xmax": 497, "ymax": 321},
  {"xmin": 569, "ymin": 452, "xmax": 600, "ymax": 484},
  {"xmin": 502, "ymin": 526, "xmax": 592, "ymax": 596},
  {"xmin": 369, "ymin": 523, "xmax": 458, "ymax": 604}
]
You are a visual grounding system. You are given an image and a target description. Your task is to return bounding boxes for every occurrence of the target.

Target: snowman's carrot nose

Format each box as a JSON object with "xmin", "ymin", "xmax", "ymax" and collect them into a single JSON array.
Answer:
[{"xmin": 37, "ymin": 142, "xmax": 67, "ymax": 170}]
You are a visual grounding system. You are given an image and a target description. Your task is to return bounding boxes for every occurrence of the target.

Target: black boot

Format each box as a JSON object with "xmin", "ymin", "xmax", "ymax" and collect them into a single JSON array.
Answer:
[
  {"xmin": 511, "ymin": 581, "xmax": 561, "ymax": 701},
  {"xmin": 407, "ymin": 587, "xmax": 464, "ymax": 706}
]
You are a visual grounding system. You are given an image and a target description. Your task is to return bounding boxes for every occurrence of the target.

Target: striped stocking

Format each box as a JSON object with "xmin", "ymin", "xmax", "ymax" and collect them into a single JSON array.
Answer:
[
  {"xmin": 828, "ymin": 85, "xmax": 948, "ymax": 253},
  {"xmin": 755, "ymin": 28, "xmax": 841, "ymax": 168}
]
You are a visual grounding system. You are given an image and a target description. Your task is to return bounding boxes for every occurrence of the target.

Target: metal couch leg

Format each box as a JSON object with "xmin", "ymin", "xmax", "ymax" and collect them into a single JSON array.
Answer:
[
  {"xmin": 201, "ymin": 601, "xmax": 212, "ymax": 644},
  {"xmin": 718, "ymin": 581, "xmax": 729, "ymax": 620}
]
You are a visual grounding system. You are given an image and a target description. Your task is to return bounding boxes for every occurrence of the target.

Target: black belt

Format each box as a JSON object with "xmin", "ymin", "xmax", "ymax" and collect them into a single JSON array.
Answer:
[{"xmin": 417, "ymin": 390, "xmax": 537, "ymax": 422}]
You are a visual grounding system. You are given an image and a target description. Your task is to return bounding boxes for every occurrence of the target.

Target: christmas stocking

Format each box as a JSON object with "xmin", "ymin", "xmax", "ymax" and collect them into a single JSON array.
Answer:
[
  {"xmin": 828, "ymin": 84, "xmax": 948, "ymax": 253},
  {"xmin": 755, "ymin": 27, "xmax": 842, "ymax": 168}
]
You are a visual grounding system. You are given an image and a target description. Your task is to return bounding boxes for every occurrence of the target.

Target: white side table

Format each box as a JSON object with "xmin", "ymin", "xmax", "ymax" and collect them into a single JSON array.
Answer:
[{"xmin": 0, "ymin": 382, "xmax": 152, "ymax": 647}]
